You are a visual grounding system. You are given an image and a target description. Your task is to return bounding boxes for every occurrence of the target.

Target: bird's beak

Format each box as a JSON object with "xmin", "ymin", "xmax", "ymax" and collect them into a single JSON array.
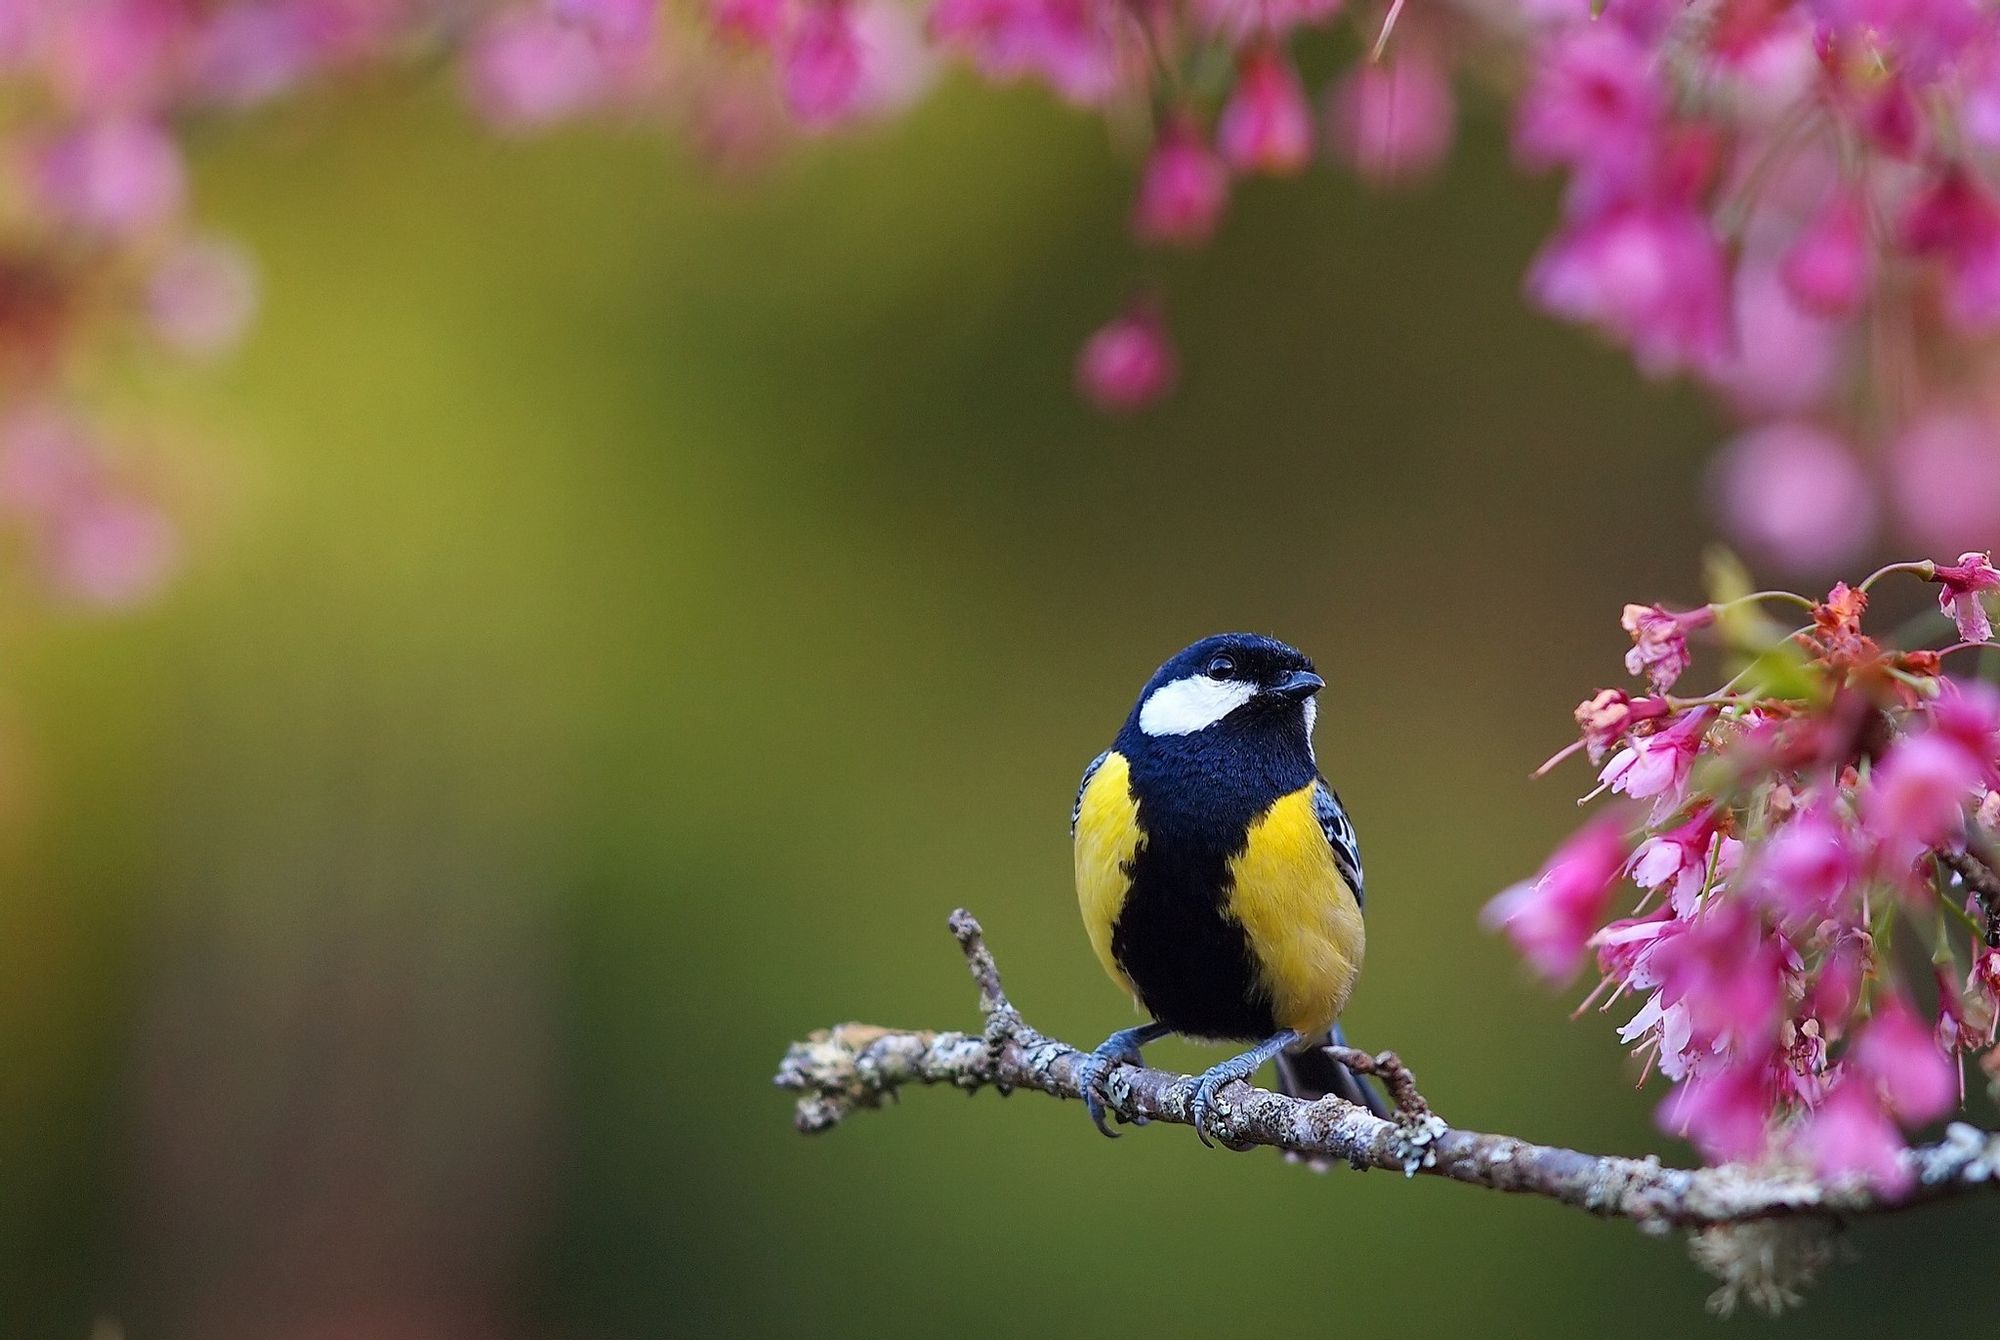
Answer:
[{"xmin": 1267, "ymin": 670, "xmax": 1325, "ymax": 702}]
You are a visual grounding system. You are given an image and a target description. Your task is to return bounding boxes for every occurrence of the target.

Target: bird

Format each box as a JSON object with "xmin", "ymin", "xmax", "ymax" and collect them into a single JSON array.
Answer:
[{"xmin": 1070, "ymin": 632, "xmax": 1389, "ymax": 1147}]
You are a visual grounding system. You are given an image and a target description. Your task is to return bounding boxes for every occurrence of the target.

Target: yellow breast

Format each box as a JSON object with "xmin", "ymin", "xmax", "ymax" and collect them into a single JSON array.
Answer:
[
  {"xmin": 1072, "ymin": 751, "xmax": 1141, "ymax": 1004},
  {"xmin": 1225, "ymin": 784, "xmax": 1365, "ymax": 1039}
]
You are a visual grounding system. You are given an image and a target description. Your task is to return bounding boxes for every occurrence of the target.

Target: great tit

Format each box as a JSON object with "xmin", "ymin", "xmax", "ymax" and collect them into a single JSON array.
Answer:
[{"xmin": 1071, "ymin": 633, "xmax": 1389, "ymax": 1145}]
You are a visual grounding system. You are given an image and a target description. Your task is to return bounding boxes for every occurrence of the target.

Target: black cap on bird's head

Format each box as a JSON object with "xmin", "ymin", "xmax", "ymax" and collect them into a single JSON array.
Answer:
[{"xmin": 1127, "ymin": 633, "xmax": 1324, "ymax": 741}]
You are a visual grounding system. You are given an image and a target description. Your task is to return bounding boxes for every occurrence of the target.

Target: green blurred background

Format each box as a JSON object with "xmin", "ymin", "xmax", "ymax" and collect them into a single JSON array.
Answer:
[{"xmin": 1, "ymin": 71, "xmax": 1993, "ymax": 1339}]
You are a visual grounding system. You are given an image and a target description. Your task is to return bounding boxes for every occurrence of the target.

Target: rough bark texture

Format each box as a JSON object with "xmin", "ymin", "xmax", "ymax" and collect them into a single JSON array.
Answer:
[{"xmin": 774, "ymin": 909, "xmax": 2000, "ymax": 1232}]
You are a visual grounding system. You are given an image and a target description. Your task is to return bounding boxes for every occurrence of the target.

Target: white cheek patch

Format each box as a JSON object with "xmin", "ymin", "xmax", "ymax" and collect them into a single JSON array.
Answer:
[
  {"xmin": 1302, "ymin": 696, "xmax": 1318, "ymax": 757},
  {"xmin": 1138, "ymin": 675, "xmax": 1258, "ymax": 736}
]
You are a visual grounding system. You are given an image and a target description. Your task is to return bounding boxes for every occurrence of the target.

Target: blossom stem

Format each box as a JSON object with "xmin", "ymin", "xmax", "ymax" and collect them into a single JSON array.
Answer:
[
  {"xmin": 1858, "ymin": 561, "xmax": 1938, "ymax": 593},
  {"xmin": 1713, "ymin": 590, "xmax": 1818, "ymax": 614}
]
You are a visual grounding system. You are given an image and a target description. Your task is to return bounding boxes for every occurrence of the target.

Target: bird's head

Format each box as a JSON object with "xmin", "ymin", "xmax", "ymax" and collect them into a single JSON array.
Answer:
[{"xmin": 1129, "ymin": 633, "xmax": 1323, "ymax": 742}]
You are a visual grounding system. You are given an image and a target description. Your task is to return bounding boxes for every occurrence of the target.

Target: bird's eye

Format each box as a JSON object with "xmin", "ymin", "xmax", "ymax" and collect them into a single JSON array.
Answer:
[{"xmin": 1204, "ymin": 654, "xmax": 1235, "ymax": 680}]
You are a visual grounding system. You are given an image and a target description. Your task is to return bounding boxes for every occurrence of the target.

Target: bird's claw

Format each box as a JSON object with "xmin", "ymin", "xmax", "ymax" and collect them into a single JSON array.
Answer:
[
  {"xmin": 1077, "ymin": 1034, "xmax": 1148, "ymax": 1138},
  {"xmin": 1188, "ymin": 1061, "xmax": 1252, "ymax": 1148}
]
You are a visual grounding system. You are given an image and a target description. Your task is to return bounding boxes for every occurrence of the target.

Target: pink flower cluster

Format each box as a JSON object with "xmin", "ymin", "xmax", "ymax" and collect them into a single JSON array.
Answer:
[
  {"xmin": 1510, "ymin": 0, "xmax": 2000, "ymax": 567},
  {"xmin": 1487, "ymin": 555, "xmax": 2000, "ymax": 1189}
]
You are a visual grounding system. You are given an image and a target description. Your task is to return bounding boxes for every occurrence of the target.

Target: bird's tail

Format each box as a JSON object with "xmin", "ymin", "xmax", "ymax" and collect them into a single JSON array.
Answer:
[{"xmin": 1273, "ymin": 1024, "xmax": 1392, "ymax": 1170}]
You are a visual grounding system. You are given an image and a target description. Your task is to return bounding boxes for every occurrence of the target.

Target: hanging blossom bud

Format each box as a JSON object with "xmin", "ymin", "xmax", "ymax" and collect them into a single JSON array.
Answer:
[
  {"xmin": 1621, "ymin": 602, "xmax": 1714, "ymax": 692},
  {"xmin": 1781, "ymin": 191, "xmax": 1872, "ymax": 318},
  {"xmin": 1217, "ymin": 46, "xmax": 1312, "ymax": 177},
  {"xmin": 1796, "ymin": 1078, "xmax": 1911, "ymax": 1191},
  {"xmin": 1075, "ymin": 301, "xmax": 1176, "ymax": 413},
  {"xmin": 1659, "ymin": 1056, "xmax": 1774, "ymax": 1164},
  {"xmin": 1573, "ymin": 688, "xmax": 1669, "ymax": 763},
  {"xmin": 782, "ymin": 1, "xmax": 865, "ymax": 129},
  {"xmin": 1131, "ymin": 118, "xmax": 1229, "ymax": 248},
  {"xmin": 1850, "ymin": 993, "xmax": 1959, "ymax": 1125},
  {"xmin": 1481, "ymin": 818, "xmax": 1629, "ymax": 982},
  {"xmin": 1324, "ymin": 46, "xmax": 1456, "ymax": 187},
  {"xmin": 1927, "ymin": 551, "xmax": 2000, "ymax": 643}
]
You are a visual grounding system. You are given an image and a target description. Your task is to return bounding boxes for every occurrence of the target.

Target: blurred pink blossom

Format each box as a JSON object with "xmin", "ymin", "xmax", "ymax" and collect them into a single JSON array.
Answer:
[
  {"xmin": 30, "ymin": 117, "xmax": 185, "ymax": 234},
  {"xmin": 1131, "ymin": 118, "xmax": 1229, "ymax": 248},
  {"xmin": 1711, "ymin": 422, "xmax": 1877, "ymax": 575},
  {"xmin": 1797, "ymin": 1079, "xmax": 1911, "ymax": 1191},
  {"xmin": 465, "ymin": 10, "xmax": 610, "ymax": 130},
  {"xmin": 1481, "ymin": 818, "xmax": 1629, "ymax": 982},
  {"xmin": 1863, "ymin": 731, "xmax": 1981, "ymax": 874},
  {"xmin": 1217, "ymin": 46, "xmax": 1312, "ymax": 176},
  {"xmin": 145, "ymin": 238, "xmax": 259, "ymax": 360},
  {"xmin": 1075, "ymin": 302, "xmax": 1176, "ymax": 412},
  {"xmin": 1782, "ymin": 192, "xmax": 1872, "ymax": 318},
  {"xmin": 1890, "ymin": 412, "xmax": 2000, "ymax": 555},
  {"xmin": 1659, "ymin": 1058, "xmax": 1772, "ymax": 1163},
  {"xmin": 1851, "ymin": 993, "xmax": 1959, "ymax": 1124},
  {"xmin": 1324, "ymin": 47, "xmax": 1455, "ymax": 187}
]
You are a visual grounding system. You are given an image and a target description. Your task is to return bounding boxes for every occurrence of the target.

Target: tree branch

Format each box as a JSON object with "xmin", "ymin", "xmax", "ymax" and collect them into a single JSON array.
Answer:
[{"xmin": 774, "ymin": 909, "xmax": 2000, "ymax": 1232}]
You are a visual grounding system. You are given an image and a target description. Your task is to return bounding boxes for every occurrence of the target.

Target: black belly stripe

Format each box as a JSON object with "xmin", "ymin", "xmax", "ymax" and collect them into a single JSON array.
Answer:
[
  {"xmin": 1110, "ymin": 833, "xmax": 1276, "ymax": 1041},
  {"xmin": 1105, "ymin": 704, "xmax": 1322, "ymax": 1044}
]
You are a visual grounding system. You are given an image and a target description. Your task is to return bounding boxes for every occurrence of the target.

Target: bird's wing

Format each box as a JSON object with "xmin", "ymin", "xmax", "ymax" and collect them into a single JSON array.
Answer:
[
  {"xmin": 1072, "ymin": 750, "xmax": 1109, "ymax": 837},
  {"xmin": 1311, "ymin": 780, "xmax": 1364, "ymax": 910}
]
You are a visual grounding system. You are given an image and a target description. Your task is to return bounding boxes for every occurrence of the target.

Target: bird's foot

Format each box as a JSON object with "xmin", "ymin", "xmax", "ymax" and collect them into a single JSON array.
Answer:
[
  {"xmin": 1077, "ymin": 1023, "xmax": 1168, "ymax": 1138},
  {"xmin": 1187, "ymin": 1029, "xmax": 1300, "ymax": 1148}
]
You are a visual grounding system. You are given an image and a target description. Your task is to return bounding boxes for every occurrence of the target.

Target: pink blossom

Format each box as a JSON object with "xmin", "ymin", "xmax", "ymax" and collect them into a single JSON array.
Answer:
[
  {"xmin": 1573, "ymin": 688, "xmax": 1669, "ymax": 763},
  {"xmin": 1782, "ymin": 191, "xmax": 1872, "ymax": 317},
  {"xmin": 1075, "ymin": 302, "xmax": 1176, "ymax": 412},
  {"xmin": 1929, "ymin": 552, "xmax": 2000, "ymax": 643},
  {"xmin": 1889, "ymin": 411, "xmax": 2000, "ymax": 556},
  {"xmin": 1649, "ymin": 900, "xmax": 1788, "ymax": 1056},
  {"xmin": 1851, "ymin": 992, "xmax": 1960, "ymax": 1124},
  {"xmin": 782, "ymin": 2, "xmax": 865, "ymax": 128},
  {"xmin": 551, "ymin": 0, "xmax": 659, "ymax": 47},
  {"xmin": 188, "ymin": 3, "xmax": 318, "ymax": 108},
  {"xmin": 1131, "ymin": 119, "xmax": 1228, "ymax": 248},
  {"xmin": 1749, "ymin": 798, "xmax": 1865, "ymax": 925},
  {"xmin": 30, "ymin": 117, "xmax": 185, "ymax": 235},
  {"xmin": 465, "ymin": 11, "xmax": 608, "ymax": 130},
  {"xmin": 1190, "ymin": 0, "xmax": 1341, "ymax": 41},
  {"xmin": 1930, "ymin": 678, "xmax": 2000, "ymax": 783},
  {"xmin": 1804, "ymin": 932, "xmax": 1868, "ymax": 1030},
  {"xmin": 1629, "ymin": 810, "xmax": 1726, "ymax": 917},
  {"xmin": 1325, "ymin": 47, "xmax": 1455, "ymax": 187},
  {"xmin": 1797, "ymin": 1079, "xmax": 1911, "ymax": 1191},
  {"xmin": 43, "ymin": 493, "xmax": 176, "ymax": 608},
  {"xmin": 1600, "ymin": 709, "xmax": 1709, "ymax": 817},
  {"xmin": 1513, "ymin": 26, "xmax": 1661, "ymax": 189},
  {"xmin": 1216, "ymin": 46, "xmax": 1312, "ymax": 176},
  {"xmin": 1659, "ymin": 1058, "xmax": 1774, "ymax": 1163},
  {"xmin": 1707, "ymin": 263, "xmax": 1839, "ymax": 417},
  {"xmin": 1619, "ymin": 602, "xmax": 1713, "ymax": 692},
  {"xmin": 1481, "ymin": 818, "xmax": 1629, "ymax": 981},
  {"xmin": 1971, "ymin": 947, "xmax": 2000, "ymax": 1044},
  {"xmin": 145, "ymin": 238, "xmax": 258, "ymax": 360},
  {"xmin": 712, "ymin": 0, "xmax": 790, "ymax": 46},
  {"xmin": 1901, "ymin": 167, "xmax": 2000, "ymax": 332},
  {"xmin": 1863, "ymin": 731, "xmax": 1982, "ymax": 872},
  {"xmin": 1528, "ymin": 201, "xmax": 1732, "ymax": 379},
  {"xmin": 1709, "ymin": 422, "xmax": 1876, "ymax": 576},
  {"xmin": 926, "ymin": 0, "xmax": 1121, "ymax": 106}
]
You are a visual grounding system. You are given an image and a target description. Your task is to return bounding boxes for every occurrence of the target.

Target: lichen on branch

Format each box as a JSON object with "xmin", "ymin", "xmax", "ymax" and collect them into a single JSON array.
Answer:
[{"xmin": 775, "ymin": 910, "xmax": 2000, "ymax": 1241}]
